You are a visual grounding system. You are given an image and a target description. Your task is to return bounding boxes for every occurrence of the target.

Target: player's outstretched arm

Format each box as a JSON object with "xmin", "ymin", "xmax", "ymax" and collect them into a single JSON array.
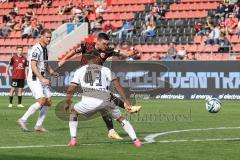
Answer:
[
  {"xmin": 31, "ymin": 60, "xmax": 49, "ymax": 85},
  {"xmin": 64, "ymin": 83, "xmax": 78, "ymax": 112},
  {"xmin": 112, "ymin": 79, "xmax": 131, "ymax": 112},
  {"xmin": 58, "ymin": 50, "xmax": 83, "ymax": 67},
  {"xmin": 47, "ymin": 66, "xmax": 59, "ymax": 77}
]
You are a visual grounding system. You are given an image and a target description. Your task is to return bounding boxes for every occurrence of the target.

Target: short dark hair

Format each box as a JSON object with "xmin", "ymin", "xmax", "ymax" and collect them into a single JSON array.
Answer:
[
  {"xmin": 41, "ymin": 29, "xmax": 52, "ymax": 36},
  {"xmin": 97, "ymin": 32, "xmax": 109, "ymax": 41}
]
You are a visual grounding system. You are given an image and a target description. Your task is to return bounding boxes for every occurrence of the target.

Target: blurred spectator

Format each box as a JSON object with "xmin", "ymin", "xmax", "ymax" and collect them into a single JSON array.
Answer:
[
  {"xmin": 224, "ymin": 3, "xmax": 234, "ymax": 18},
  {"xmin": 91, "ymin": 14, "xmax": 104, "ymax": 33},
  {"xmin": 31, "ymin": 18, "xmax": 43, "ymax": 38},
  {"xmin": 58, "ymin": 0, "xmax": 74, "ymax": 15},
  {"xmin": 165, "ymin": 43, "xmax": 177, "ymax": 59},
  {"xmin": 145, "ymin": 12, "xmax": 157, "ymax": 22},
  {"xmin": 141, "ymin": 20, "xmax": 156, "ymax": 38},
  {"xmin": 205, "ymin": 17, "xmax": 214, "ymax": 31},
  {"xmin": 215, "ymin": 3, "xmax": 226, "ymax": 19},
  {"xmin": 225, "ymin": 14, "xmax": 238, "ymax": 35},
  {"xmin": 24, "ymin": 9, "xmax": 35, "ymax": 19},
  {"xmin": 0, "ymin": 15, "xmax": 16, "ymax": 38},
  {"xmin": 29, "ymin": 0, "xmax": 43, "ymax": 8},
  {"xmin": 184, "ymin": 52, "xmax": 197, "ymax": 60},
  {"xmin": 219, "ymin": 37, "xmax": 231, "ymax": 52},
  {"xmin": 195, "ymin": 22, "xmax": 205, "ymax": 36},
  {"xmin": 96, "ymin": 4, "xmax": 105, "ymax": 14},
  {"xmin": 206, "ymin": 25, "xmax": 221, "ymax": 45},
  {"xmin": 219, "ymin": 16, "xmax": 226, "ymax": 36},
  {"xmin": 3, "ymin": 13, "xmax": 11, "ymax": 23},
  {"xmin": 102, "ymin": 20, "xmax": 115, "ymax": 35},
  {"xmin": 13, "ymin": 19, "xmax": 23, "ymax": 31},
  {"xmin": 158, "ymin": 5, "xmax": 166, "ymax": 19},
  {"xmin": 71, "ymin": 4, "xmax": 82, "ymax": 16},
  {"xmin": 22, "ymin": 18, "xmax": 32, "ymax": 38},
  {"xmin": 151, "ymin": 3, "xmax": 159, "ymax": 15},
  {"xmin": 176, "ymin": 46, "xmax": 187, "ymax": 60},
  {"xmin": 42, "ymin": 0, "xmax": 52, "ymax": 8},
  {"xmin": 112, "ymin": 20, "xmax": 134, "ymax": 39},
  {"xmin": 13, "ymin": 3, "xmax": 19, "ymax": 15},
  {"xmin": 233, "ymin": 4, "xmax": 240, "ymax": 17}
]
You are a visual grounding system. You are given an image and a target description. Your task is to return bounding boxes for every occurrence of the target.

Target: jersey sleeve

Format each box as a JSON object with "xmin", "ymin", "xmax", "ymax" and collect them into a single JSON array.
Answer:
[
  {"xmin": 71, "ymin": 69, "xmax": 81, "ymax": 85},
  {"xmin": 30, "ymin": 47, "xmax": 41, "ymax": 61}
]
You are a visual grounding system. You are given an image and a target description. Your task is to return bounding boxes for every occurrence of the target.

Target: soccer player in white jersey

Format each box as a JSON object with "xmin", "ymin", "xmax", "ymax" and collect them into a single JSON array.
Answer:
[
  {"xmin": 17, "ymin": 29, "xmax": 59, "ymax": 132},
  {"xmin": 64, "ymin": 59, "xmax": 144, "ymax": 148}
]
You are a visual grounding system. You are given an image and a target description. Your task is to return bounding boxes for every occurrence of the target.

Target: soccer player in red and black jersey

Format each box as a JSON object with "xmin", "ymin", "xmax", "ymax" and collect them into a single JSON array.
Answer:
[
  {"xmin": 58, "ymin": 33, "xmax": 141, "ymax": 140},
  {"xmin": 5, "ymin": 46, "xmax": 28, "ymax": 108}
]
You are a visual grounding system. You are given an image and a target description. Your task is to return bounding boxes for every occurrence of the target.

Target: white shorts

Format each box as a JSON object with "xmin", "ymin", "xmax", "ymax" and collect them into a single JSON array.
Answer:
[
  {"xmin": 73, "ymin": 101, "xmax": 121, "ymax": 120},
  {"xmin": 27, "ymin": 80, "xmax": 51, "ymax": 99}
]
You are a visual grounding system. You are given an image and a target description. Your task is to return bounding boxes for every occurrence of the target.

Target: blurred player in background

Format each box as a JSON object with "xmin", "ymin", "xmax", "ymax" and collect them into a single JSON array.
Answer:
[
  {"xmin": 5, "ymin": 46, "xmax": 27, "ymax": 108},
  {"xmin": 58, "ymin": 33, "xmax": 141, "ymax": 140},
  {"xmin": 17, "ymin": 29, "xmax": 59, "ymax": 132}
]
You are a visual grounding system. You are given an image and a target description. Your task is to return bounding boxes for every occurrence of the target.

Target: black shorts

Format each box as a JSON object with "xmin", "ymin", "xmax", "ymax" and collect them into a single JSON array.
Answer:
[{"xmin": 11, "ymin": 79, "xmax": 25, "ymax": 88}]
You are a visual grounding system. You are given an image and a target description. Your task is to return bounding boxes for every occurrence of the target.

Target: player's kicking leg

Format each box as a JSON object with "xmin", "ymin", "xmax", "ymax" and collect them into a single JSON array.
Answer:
[
  {"xmin": 104, "ymin": 94, "xmax": 142, "ymax": 140},
  {"xmin": 102, "ymin": 114, "xmax": 123, "ymax": 140},
  {"xmin": 111, "ymin": 105, "xmax": 144, "ymax": 148}
]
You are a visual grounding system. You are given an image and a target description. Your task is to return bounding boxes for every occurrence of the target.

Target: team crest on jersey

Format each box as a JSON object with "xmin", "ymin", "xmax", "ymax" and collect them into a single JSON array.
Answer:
[{"xmin": 100, "ymin": 52, "xmax": 106, "ymax": 58}]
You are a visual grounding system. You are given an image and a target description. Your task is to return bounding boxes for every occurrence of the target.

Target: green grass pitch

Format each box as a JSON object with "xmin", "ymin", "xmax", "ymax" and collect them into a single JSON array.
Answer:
[{"xmin": 0, "ymin": 96, "xmax": 240, "ymax": 160}]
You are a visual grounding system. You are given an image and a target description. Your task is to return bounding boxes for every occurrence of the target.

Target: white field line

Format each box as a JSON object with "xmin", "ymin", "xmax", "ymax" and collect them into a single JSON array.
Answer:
[
  {"xmin": 144, "ymin": 126, "xmax": 240, "ymax": 143},
  {"xmin": 1, "ymin": 127, "xmax": 240, "ymax": 149}
]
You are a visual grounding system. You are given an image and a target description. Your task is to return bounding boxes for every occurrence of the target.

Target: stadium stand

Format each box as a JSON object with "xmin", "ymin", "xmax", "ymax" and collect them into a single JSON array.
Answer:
[{"xmin": 1, "ymin": 0, "xmax": 239, "ymax": 61}]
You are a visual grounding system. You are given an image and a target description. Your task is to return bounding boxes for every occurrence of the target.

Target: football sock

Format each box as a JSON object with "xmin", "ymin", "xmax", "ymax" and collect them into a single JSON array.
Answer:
[
  {"xmin": 111, "ymin": 95, "xmax": 124, "ymax": 109},
  {"xmin": 35, "ymin": 106, "xmax": 49, "ymax": 127},
  {"xmin": 121, "ymin": 119, "xmax": 137, "ymax": 140},
  {"xmin": 102, "ymin": 115, "xmax": 114, "ymax": 130},
  {"xmin": 69, "ymin": 113, "xmax": 78, "ymax": 138},
  {"xmin": 9, "ymin": 96, "xmax": 13, "ymax": 104},
  {"xmin": 18, "ymin": 96, "xmax": 22, "ymax": 104},
  {"xmin": 21, "ymin": 102, "xmax": 41, "ymax": 121}
]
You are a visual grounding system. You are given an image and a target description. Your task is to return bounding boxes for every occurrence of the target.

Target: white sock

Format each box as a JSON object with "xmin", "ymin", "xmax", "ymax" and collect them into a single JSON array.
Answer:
[
  {"xmin": 35, "ymin": 106, "xmax": 49, "ymax": 128},
  {"xmin": 21, "ymin": 102, "xmax": 41, "ymax": 122},
  {"xmin": 69, "ymin": 113, "xmax": 78, "ymax": 138},
  {"xmin": 121, "ymin": 119, "xmax": 137, "ymax": 140}
]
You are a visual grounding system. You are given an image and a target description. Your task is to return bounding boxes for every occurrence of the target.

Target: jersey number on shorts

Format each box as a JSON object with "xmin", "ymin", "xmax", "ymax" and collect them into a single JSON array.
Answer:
[{"xmin": 85, "ymin": 71, "xmax": 102, "ymax": 86}]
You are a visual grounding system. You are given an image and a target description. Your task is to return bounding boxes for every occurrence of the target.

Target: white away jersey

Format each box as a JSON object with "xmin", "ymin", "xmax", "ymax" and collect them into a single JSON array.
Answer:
[
  {"xmin": 27, "ymin": 43, "xmax": 48, "ymax": 81},
  {"xmin": 71, "ymin": 64, "xmax": 117, "ymax": 108}
]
